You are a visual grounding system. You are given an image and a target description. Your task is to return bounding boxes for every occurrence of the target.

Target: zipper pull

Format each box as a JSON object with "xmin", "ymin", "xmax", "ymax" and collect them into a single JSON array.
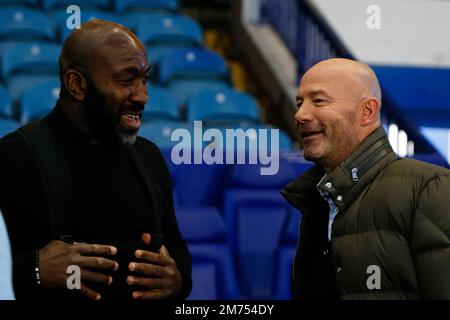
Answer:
[{"xmin": 351, "ymin": 167, "xmax": 359, "ymax": 182}]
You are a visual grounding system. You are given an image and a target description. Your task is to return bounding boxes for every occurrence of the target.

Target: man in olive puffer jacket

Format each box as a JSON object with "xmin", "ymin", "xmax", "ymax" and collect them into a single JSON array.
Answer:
[{"xmin": 282, "ymin": 58, "xmax": 450, "ymax": 300}]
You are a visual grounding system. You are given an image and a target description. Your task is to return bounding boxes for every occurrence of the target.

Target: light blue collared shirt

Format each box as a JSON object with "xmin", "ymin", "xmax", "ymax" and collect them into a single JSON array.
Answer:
[
  {"xmin": 317, "ymin": 176, "xmax": 340, "ymax": 241},
  {"xmin": 0, "ymin": 211, "xmax": 15, "ymax": 300}
]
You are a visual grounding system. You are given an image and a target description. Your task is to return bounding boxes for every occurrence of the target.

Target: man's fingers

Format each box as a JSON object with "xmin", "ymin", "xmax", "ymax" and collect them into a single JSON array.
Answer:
[
  {"xmin": 132, "ymin": 289, "xmax": 165, "ymax": 300},
  {"xmin": 134, "ymin": 249, "xmax": 172, "ymax": 266},
  {"xmin": 79, "ymin": 284, "xmax": 101, "ymax": 300},
  {"xmin": 128, "ymin": 262, "xmax": 165, "ymax": 277},
  {"xmin": 79, "ymin": 256, "xmax": 119, "ymax": 271},
  {"xmin": 81, "ymin": 269, "xmax": 113, "ymax": 285},
  {"xmin": 141, "ymin": 233, "xmax": 151, "ymax": 245},
  {"xmin": 160, "ymin": 245, "xmax": 169, "ymax": 257},
  {"xmin": 76, "ymin": 243, "xmax": 117, "ymax": 256},
  {"xmin": 127, "ymin": 275, "xmax": 163, "ymax": 289}
]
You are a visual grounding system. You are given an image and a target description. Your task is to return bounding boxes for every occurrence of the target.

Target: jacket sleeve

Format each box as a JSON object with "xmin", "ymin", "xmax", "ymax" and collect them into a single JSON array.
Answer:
[{"xmin": 412, "ymin": 173, "xmax": 450, "ymax": 299}]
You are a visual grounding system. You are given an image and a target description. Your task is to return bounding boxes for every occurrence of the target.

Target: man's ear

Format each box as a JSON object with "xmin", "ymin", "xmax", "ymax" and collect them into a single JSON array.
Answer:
[
  {"xmin": 360, "ymin": 98, "xmax": 381, "ymax": 127},
  {"xmin": 63, "ymin": 69, "xmax": 87, "ymax": 101}
]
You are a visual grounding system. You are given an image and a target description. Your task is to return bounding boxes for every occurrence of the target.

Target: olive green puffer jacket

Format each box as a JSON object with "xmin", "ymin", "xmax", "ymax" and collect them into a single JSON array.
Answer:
[{"xmin": 282, "ymin": 127, "xmax": 450, "ymax": 299}]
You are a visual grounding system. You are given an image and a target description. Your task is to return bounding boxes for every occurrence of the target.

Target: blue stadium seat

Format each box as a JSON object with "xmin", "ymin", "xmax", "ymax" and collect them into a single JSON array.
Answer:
[
  {"xmin": 172, "ymin": 162, "xmax": 231, "ymax": 207},
  {"xmin": 139, "ymin": 120, "xmax": 192, "ymax": 150},
  {"xmin": 176, "ymin": 207, "xmax": 242, "ymax": 300},
  {"xmin": 147, "ymin": 46, "xmax": 188, "ymax": 65},
  {"xmin": 0, "ymin": 118, "xmax": 19, "ymax": 138},
  {"xmin": 222, "ymin": 189, "xmax": 290, "ymax": 299},
  {"xmin": 158, "ymin": 48, "xmax": 228, "ymax": 85},
  {"xmin": 42, "ymin": 0, "xmax": 110, "ymax": 10},
  {"xmin": 0, "ymin": 86, "xmax": 13, "ymax": 119},
  {"xmin": 20, "ymin": 79, "xmax": 59, "ymax": 123},
  {"xmin": 0, "ymin": 40, "xmax": 32, "ymax": 59},
  {"xmin": 273, "ymin": 210, "xmax": 301, "ymax": 299},
  {"xmin": 8, "ymin": 75, "xmax": 59, "ymax": 106},
  {"xmin": 135, "ymin": 13, "xmax": 202, "ymax": 44},
  {"xmin": 187, "ymin": 88, "xmax": 260, "ymax": 123},
  {"xmin": 221, "ymin": 158, "xmax": 302, "ymax": 299},
  {"xmin": 142, "ymin": 85, "xmax": 179, "ymax": 121},
  {"xmin": 158, "ymin": 47, "xmax": 231, "ymax": 104},
  {"xmin": 113, "ymin": 0, "xmax": 180, "ymax": 12},
  {"xmin": 176, "ymin": 207, "xmax": 226, "ymax": 243},
  {"xmin": 229, "ymin": 157, "xmax": 298, "ymax": 189},
  {"xmin": 2, "ymin": 43, "xmax": 60, "ymax": 103},
  {"xmin": 0, "ymin": 8, "xmax": 54, "ymax": 41},
  {"xmin": 169, "ymin": 79, "xmax": 231, "ymax": 107},
  {"xmin": 55, "ymin": 10, "xmax": 126, "ymax": 41},
  {"xmin": 51, "ymin": 9, "xmax": 120, "ymax": 27},
  {"xmin": 188, "ymin": 244, "xmax": 242, "ymax": 300},
  {"xmin": 1, "ymin": 42, "xmax": 60, "ymax": 81},
  {"xmin": 0, "ymin": 0, "xmax": 39, "ymax": 7},
  {"xmin": 132, "ymin": 13, "xmax": 203, "ymax": 64}
]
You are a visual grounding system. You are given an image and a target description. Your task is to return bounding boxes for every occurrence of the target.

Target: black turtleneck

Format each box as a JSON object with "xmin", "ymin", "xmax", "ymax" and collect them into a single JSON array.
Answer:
[{"xmin": 0, "ymin": 102, "xmax": 192, "ymax": 300}]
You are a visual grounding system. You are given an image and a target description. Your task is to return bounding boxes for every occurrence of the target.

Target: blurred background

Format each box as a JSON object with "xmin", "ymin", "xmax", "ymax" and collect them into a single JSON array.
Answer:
[{"xmin": 0, "ymin": 0, "xmax": 448, "ymax": 300}]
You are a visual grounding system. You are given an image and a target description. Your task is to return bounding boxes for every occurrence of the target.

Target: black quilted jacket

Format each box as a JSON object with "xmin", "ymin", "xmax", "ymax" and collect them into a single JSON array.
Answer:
[{"xmin": 282, "ymin": 127, "xmax": 450, "ymax": 300}]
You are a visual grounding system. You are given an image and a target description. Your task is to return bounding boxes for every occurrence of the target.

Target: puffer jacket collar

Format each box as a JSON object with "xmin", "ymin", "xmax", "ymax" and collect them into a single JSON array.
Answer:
[{"xmin": 282, "ymin": 127, "xmax": 399, "ymax": 213}]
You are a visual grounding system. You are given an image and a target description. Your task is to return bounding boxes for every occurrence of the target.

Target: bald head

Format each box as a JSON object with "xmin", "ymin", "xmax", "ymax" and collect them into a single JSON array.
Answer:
[
  {"xmin": 304, "ymin": 58, "xmax": 382, "ymax": 109},
  {"xmin": 59, "ymin": 19, "xmax": 146, "ymax": 78}
]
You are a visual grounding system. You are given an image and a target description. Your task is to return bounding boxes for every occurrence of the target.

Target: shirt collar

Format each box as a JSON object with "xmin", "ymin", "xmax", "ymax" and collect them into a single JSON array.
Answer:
[{"xmin": 282, "ymin": 127, "xmax": 399, "ymax": 213}]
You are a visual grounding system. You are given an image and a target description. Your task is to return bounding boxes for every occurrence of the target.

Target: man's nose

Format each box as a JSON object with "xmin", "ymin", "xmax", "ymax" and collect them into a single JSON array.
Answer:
[
  {"xmin": 294, "ymin": 102, "xmax": 313, "ymax": 124},
  {"xmin": 131, "ymin": 81, "xmax": 148, "ymax": 105}
]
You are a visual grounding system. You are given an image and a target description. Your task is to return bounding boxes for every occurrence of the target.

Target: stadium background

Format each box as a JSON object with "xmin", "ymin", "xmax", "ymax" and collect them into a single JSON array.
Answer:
[{"xmin": 0, "ymin": 0, "xmax": 448, "ymax": 299}]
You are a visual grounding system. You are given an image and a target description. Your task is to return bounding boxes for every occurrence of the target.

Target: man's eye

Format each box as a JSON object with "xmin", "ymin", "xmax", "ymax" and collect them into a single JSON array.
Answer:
[
  {"xmin": 120, "ymin": 78, "xmax": 133, "ymax": 85},
  {"xmin": 142, "ymin": 75, "xmax": 149, "ymax": 84},
  {"xmin": 296, "ymin": 101, "xmax": 303, "ymax": 109},
  {"xmin": 314, "ymin": 99, "xmax": 325, "ymax": 104}
]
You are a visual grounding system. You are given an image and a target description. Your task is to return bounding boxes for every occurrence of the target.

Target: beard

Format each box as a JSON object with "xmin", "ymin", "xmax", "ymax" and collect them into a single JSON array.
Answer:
[
  {"xmin": 83, "ymin": 78, "xmax": 141, "ymax": 145},
  {"xmin": 301, "ymin": 112, "xmax": 358, "ymax": 171},
  {"xmin": 116, "ymin": 131, "xmax": 138, "ymax": 145}
]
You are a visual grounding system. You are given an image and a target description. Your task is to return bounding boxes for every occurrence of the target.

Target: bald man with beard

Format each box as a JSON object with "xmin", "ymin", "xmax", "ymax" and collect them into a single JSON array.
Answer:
[
  {"xmin": 282, "ymin": 58, "xmax": 450, "ymax": 300},
  {"xmin": 0, "ymin": 20, "xmax": 192, "ymax": 300}
]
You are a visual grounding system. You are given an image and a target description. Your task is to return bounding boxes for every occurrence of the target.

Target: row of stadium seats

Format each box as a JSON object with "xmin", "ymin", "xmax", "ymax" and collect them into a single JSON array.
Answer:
[
  {"xmin": 0, "ymin": 80, "xmax": 271, "ymax": 130},
  {"xmin": 173, "ymin": 154, "xmax": 313, "ymax": 299},
  {"xmin": 177, "ymin": 206, "xmax": 300, "ymax": 300},
  {"xmin": 0, "ymin": 8, "xmax": 202, "ymax": 55},
  {"xmin": 0, "ymin": 45, "xmax": 233, "ymax": 118},
  {"xmin": 0, "ymin": 34, "xmax": 226, "ymax": 82},
  {"xmin": 0, "ymin": 0, "xmax": 180, "ymax": 11}
]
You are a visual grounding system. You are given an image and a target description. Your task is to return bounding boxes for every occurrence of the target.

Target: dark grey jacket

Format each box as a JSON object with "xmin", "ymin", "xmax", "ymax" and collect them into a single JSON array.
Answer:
[{"xmin": 282, "ymin": 127, "xmax": 450, "ymax": 299}]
